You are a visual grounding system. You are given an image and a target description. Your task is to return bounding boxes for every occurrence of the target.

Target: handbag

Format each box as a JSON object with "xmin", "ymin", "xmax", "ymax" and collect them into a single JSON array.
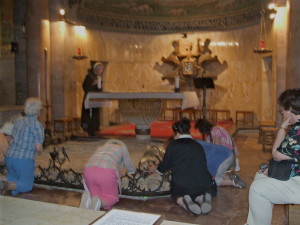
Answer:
[{"xmin": 268, "ymin": 159, "xmax": 293, "ymax": 181}]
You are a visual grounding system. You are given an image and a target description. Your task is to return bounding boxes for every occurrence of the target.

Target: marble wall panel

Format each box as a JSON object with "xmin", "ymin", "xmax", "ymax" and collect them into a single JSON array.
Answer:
[{"xmin": 55, "ymin": 20, "xmax": 276, "ymax": 126}]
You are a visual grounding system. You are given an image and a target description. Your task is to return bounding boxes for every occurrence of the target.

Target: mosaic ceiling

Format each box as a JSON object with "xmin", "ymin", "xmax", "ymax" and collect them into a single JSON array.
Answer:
[{"xmin": 76, "ymin": 0, "xmax": 269, "ymax": 33}]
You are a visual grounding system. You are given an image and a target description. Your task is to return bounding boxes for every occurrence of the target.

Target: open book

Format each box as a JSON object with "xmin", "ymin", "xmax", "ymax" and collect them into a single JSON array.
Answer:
[{"xmin": 90, "ymin": 209, "xmax": 163, "ymax": 225}]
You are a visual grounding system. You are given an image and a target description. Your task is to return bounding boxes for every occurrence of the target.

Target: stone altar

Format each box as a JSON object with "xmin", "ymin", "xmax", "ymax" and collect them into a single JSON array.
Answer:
[{"xmin": 84, "ymin": 92, "xmax": 199, "ymax": 139}]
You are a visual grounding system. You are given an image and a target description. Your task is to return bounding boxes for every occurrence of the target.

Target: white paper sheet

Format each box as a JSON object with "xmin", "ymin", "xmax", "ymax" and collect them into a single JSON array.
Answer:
[{"xmin": 92, "ymin": 209, "xmax": 161, "ymax": 225}]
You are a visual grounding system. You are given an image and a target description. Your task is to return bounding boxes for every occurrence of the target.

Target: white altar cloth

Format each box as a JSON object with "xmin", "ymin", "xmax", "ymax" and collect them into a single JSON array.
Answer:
[{"xmin": 84, "ymin": 92, "xmax": 199, "ymax": 110}]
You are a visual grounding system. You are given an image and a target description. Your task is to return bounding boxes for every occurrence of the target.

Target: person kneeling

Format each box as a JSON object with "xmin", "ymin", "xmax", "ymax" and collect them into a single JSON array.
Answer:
[
  {"xmin": 80, "ymin": 139, "xmax": 135, "ymax": 210},
  {"xmin": 154, "ymin": 118, "xmax": 212, "ymax": 215}
]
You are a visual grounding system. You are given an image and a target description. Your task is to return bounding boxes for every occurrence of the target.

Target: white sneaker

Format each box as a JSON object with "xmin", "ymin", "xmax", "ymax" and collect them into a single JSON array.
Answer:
[
  {"xmin": 79, "ymin": 192, "xmax": 91, "ymax": 209},
  {"xmin": 90, "ymin": 196, "xmax": 101, "ymax": 211}
]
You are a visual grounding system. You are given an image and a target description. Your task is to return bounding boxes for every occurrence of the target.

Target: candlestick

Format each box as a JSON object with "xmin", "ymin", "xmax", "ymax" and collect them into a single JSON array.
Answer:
[{"xmin": 175, "ymin": 76, "xmax": 180, "ymax": 92}]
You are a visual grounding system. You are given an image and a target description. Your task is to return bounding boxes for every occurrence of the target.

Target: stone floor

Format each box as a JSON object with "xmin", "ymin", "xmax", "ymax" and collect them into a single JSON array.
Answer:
[{"xmin": 4, "ymin": 129, "xmax": 287, "ymax": 225}]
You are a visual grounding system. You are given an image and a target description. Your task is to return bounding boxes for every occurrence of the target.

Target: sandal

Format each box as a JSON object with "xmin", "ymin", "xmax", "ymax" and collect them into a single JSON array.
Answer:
[{"xmin": 230, "ymin": 173, "xmax": 246, "ymax": 188}]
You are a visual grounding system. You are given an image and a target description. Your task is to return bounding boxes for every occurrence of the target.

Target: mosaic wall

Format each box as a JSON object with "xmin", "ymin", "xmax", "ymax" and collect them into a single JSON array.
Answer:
[{"xmin": 78, "ymin": 0, "xmax": 267, "ymax": 33}]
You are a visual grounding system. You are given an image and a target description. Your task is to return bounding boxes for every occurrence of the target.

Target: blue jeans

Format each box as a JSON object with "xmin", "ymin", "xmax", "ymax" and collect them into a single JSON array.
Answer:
[{"xmin": 5, "ymin": 156, "xmax": 35, "ymax": 195}]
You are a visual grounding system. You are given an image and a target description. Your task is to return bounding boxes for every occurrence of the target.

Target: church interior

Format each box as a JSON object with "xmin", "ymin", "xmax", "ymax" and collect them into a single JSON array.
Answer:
[{"xmin": 0, "ymin": 0, "xmax": 300, "ymax": 224}]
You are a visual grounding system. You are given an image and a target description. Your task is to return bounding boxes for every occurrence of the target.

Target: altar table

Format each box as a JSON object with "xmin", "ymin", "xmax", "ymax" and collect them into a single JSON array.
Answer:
[{"xmin": 84, "ymin": 92, "xmax": 199, "ymax": 139}]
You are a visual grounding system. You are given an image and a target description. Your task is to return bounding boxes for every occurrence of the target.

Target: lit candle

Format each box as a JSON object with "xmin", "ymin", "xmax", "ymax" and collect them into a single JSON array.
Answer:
[
  {"xmin": 260, "ymin": 40, "xmax": 265, "ymax": 49},
  {"xmin": 77, "ymin": 48, "xmax": 81, "ymax": 55},
  {"xmin": 97, "ymin": 76, "xmax": 102, "ymax": 89}
]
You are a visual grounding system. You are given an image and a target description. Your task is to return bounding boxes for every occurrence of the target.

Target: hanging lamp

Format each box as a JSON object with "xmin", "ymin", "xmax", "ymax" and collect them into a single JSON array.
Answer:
[{"xmin": 253, "ymin": 5, "xmax": 273, "ymax": 54}]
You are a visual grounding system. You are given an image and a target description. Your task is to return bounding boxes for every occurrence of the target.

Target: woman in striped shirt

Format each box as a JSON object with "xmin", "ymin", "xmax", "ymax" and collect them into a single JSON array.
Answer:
[{"xmin": 80, "ymin": 139, "xmax": 135, "ymax": 210}]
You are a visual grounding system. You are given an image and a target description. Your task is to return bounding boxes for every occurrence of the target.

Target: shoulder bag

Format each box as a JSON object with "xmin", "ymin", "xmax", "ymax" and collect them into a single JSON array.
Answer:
[{"xmin": 268, "ymin": 159, "xmax": 292, "ymax": 181}]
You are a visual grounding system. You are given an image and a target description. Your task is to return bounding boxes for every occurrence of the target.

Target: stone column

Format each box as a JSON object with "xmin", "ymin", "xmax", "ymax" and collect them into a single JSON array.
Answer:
[
  {"xmin": 14, "ymin": 0, "xmax": 27, "ymax": 105},
  {"xmin": 274, "ymin": 3, "xmax": 289, "ymax": 125},
  {"xmin": 26, "ymin": 0, "xmax": 50, "ymax": 125},
  {"xmin": 49, "ymin": 0, "xmax": 66, "ymax": 119},
  {"xmin": 286, "ymin": 0, "xmax": 300, "ymax": 89}
]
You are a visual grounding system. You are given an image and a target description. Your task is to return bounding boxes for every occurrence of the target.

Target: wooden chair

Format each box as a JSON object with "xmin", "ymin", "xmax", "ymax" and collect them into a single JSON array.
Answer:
[
  {"xmin": 261, "ymin": 127, "xmax": 277, "ymax": 152},
  {"xmin": 179, "ymin": 108, "xmax": 196, "ymax": 121},
  {"xmin": 236, "ymin": 111, "xmax": 254, "ymax": 126},
  {"xmin": 258, "ymin": 120, "xmax": 276, "ymax": 143},
  {"xmin": 215, "ymin": 110, "xmax": 231, "ymax": 123},
  {"xmin": 72, "ymin": 117, "xmax": 81, "ymax": 135},
  {"xmin": 53, "ymin": 117, "xmax": 73, "ymax": 140}
]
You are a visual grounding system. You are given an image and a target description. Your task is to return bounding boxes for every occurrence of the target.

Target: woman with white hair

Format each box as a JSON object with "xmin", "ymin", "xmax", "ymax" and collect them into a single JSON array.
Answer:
[
  {"xmin": 0, "ymin": 97, "xmax": 44, "ymax": 195},
  {"xmin": 81, "ymin": 61, "xmax": 104, "ymax": 136}
]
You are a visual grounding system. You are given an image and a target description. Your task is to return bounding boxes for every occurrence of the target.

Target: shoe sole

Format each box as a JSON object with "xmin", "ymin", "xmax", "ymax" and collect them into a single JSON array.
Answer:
[
  {"xmin": 183, "ymin": 195, "xmax": 201, "ymax": 215},
  {"xmin": 201, "ymin": 193, "xmax": 212, "ymax": 214}
]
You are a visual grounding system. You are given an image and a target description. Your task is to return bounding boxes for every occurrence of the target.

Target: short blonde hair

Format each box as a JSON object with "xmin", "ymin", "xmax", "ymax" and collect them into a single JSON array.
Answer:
[
  {"xmin": 24, "ymin": 97, "xmax": 42, "ymax": 116},
  {"xmin": 139, "ymin": 145, "xmax": 165, "ymax": 172}
]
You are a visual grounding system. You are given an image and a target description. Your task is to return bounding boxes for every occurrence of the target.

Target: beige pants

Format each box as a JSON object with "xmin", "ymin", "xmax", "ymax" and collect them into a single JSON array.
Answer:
[{"xmin": 247, "ymin": 172, "xmax": 300, "ymax": 225}]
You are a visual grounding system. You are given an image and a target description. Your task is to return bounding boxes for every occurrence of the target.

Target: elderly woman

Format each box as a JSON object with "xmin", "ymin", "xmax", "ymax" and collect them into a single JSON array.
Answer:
[
  {"xmin": 0, "ymin": 97, "xmax": 44, "ymax": 195},
  {"xmin": 81, "ymin": 61, "xmax": 105, "ymax": 136},
  {"xmin": 156, "ymin": 118, "xmax": 212, "ymax": 215},
  {"xmin": 246, "ymin": 88, "xmax": 300, "ymax": 225}
]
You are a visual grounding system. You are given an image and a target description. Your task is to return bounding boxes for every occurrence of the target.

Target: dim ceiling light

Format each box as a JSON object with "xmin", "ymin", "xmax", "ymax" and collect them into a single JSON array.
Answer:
[
  {"xmin": 59, "ymin": 9, "xmax": 65, "ymax": 16},
  {"xmin": 268, "ymin": 3, "xmax": 276, "ymax": 10},
  {"xmin": 269, "ymin": 12, "xmax": 276, "ymax": 19}
]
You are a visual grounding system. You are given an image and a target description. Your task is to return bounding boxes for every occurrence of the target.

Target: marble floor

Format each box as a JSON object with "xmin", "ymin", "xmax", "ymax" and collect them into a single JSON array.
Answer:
[{"xmin": 3, "ymin": 129, "xmax": 287, "ymax": 225}]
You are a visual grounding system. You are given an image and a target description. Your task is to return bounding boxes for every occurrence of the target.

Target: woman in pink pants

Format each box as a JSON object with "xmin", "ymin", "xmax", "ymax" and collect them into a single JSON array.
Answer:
[{"xmin": 80, "ymin": 139, "xmax": 135, "ymax": 210}]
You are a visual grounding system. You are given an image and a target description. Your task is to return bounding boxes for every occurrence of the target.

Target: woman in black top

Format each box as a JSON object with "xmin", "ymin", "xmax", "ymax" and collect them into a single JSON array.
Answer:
[{"xmin": 157, "ymin": 118, "xmax": 211, "ymax": 215}]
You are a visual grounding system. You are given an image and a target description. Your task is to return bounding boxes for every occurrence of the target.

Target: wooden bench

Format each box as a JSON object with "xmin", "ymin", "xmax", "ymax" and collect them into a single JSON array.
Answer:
[{"xmin": 285, "ymin": 204, "xmax": 300, "ymax": 225}]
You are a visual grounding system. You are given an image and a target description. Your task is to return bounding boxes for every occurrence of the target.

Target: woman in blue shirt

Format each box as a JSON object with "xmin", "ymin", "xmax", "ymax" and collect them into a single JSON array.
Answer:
[{"xmin": 0, "ymin": 97, "xmax": 44, "ymax": 195}]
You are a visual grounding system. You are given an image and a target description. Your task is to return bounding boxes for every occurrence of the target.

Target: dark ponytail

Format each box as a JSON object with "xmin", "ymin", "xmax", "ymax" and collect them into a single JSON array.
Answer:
[{"xmin": 172, "ymin": 117, "xmax": 191, "ymax": 134}]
